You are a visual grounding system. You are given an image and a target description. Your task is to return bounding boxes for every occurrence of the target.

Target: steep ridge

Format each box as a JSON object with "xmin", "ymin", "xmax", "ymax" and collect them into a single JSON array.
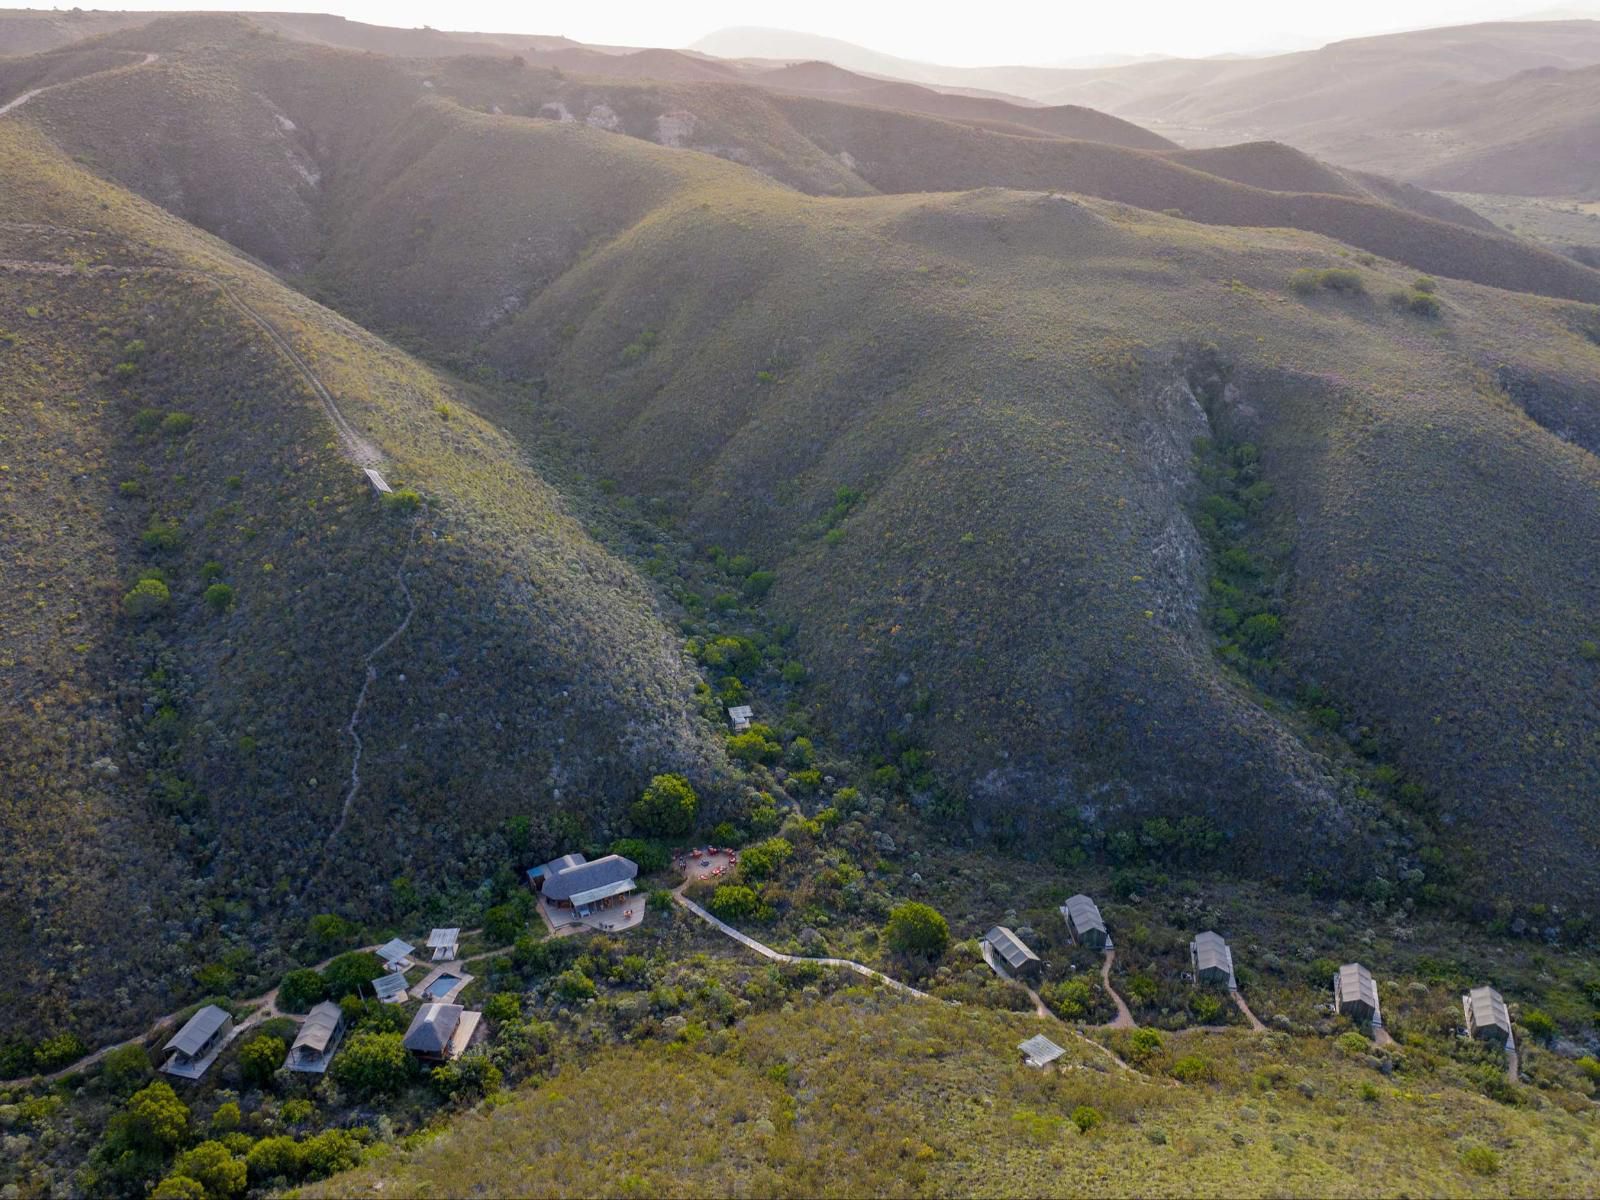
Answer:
[{"xmin": 0, "ymin": 120, "xmax": 720, "ymax": 1044}]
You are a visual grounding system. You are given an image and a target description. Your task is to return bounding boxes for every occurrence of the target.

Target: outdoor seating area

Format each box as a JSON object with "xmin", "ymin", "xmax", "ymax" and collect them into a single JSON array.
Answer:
[{"xmin": 676, "ymin": 846, "xmax": 737, "ymax": 883}]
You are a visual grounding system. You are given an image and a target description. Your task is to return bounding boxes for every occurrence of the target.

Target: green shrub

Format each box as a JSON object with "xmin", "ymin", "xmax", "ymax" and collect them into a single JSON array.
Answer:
[
  {"xmin": 170, "ymin": 1141, "xmax": 246, "ymax": 1199},
  {"xmin": 726, "ymin": 730, "xmax": 781, "ymax": 764},
  {"xmin": 1390, "ymin": 288, "xmax": 1442, "ymax": 318},
  {"xmin": 430, "ymin": 1053, "xmax": 503, "ymax": 1102},
  {"xmin": 160, "ymin": 412, "xmax": 194, "ymax": 437},
  {"xmin": 1042, "ymin": 978, "xmax": 1093, "ymax": 1020},
  {"xmin": 631, "ymin": 773, "xmax": 698, "ymax": 836},
  {"xmin": 1189, "ymin": 991, "xmax": 1224, "ymax": 1024},
  {"xmin": 276, "ymin": 968, "xmax": 326, "ymax": 1013},
  {"xmin": 1412, "ymin": 276, "xmax": 1437, "ymax": 293},
  {"xmin": 1460, "ymin": 1143, "xmax": 1501, "ymax": 1175},
  {"xmin": 150, "ymin": 1179, "xmax": 205, "ymax": 1200},
  {"xmin": 238, "ymin": 1035, "xmax": 284, "ymax": 1088},
  {"xmin": 116, "ymin": 1081, "xmax": 190, "ymax": 1150},
  {"xmin": 737, "ymin": 837, "xmax": 794, "ymax": 880},
  {"xmin": 553, "ymin": 968, "xmax": 597, "ymax": 1002},
  {"xmin": 1170, "ymin": 1055, "xmax": 1215, "ymax": 1083},
  {"xmin": 1288, "ymin": 268, "xmax": 1321, "ymax": 295},
  {"xmin": 141, "ymin": 519, "xmax": 182, "ymax": 553},
  {"xmin": 1520, "ymin": 1008, "xmax": 1556, "ymax": 1042},
  {"xmin": 133, "ymin": 407, "xmax": 164, "ymax": 433},
  {"xmin": 484, "ymin": 902, "xmax": 525, "ymax": 945},
  {"xmin": 1071, "ymin": 1105, "xmax": 1104, "ymax": 1134},
  {"xmin": 707, "ymin": 884, "xmax": 767, "ymax": 922},
  {"xmin": 330, "ymin": 1031, "xmax": 413, "ymax": 1097},
  {"xmin": 484, "ymin": 992, "xmax": 521, "ymax": 1023},
  {"xmin": 307, "ymin": 913, "xmax": 358, "ymax": 950},
  {"xmin": 245, "ymin": 1136, "xmax": 303, "ymax": 1184},
  {"xmin": 1336, "ymin": 1030, "xmax": 1370, "ymax": 1055},
  {"xmin": 203, "ymin": 582, "xmax": 234, "ymax": 612},
  {"xmin": 610, "ymin": 838, "xmax": 668, "ymax": 874},
  {"xmin": 647, "ymin": 889, "xmax": 675, "ymax": 914},
  {"xmin": 123, "ymin": 577, "xmax": 171, "ymax": 618},
  {"xmin": 299, "ymin": 1129, "xmax": 361, "ymax": 1179},
  {"xmin": 320, "ymin": 951, "xmax": 380, "ymax": 999},
  {"xmin": 100, "ymin": 1043, "xmax": 152, "ymax": 1093},
  {"xmin": 33, "ymin": 1030, "xmax": 87, "ymax": 1070},
  {"xmin": 210, "ymin": 1101, "xmax": 241, "ymax": 1133},
  {"xmin": 883, "ymin": 901, "xmax": 949, "ymax": 958},
  {"xmin": 383, "ymin": 487, "xmax": 422, "ymax": 512},
  {"xmin": 1291, "ymin": 266, "xmax": 1365, "ymax": 297},
  {"xmin": 1127, "ymin": 1028, "xmax": 1163, "ymax": 1063},
  {"xmin": 742, "ymin": 570, "xmax": 777, "ymax": 599}
]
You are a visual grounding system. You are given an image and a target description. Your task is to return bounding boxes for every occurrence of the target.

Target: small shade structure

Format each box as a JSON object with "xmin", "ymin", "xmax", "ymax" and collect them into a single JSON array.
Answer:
[
  {"xmin": 1061, "ymin": 894, "xmax": 1110, "ymax": 950},
  {"xmin": 285, "ymin": 1001, "xmax": 345, "ymax": 1074},
  {"xmin": 427, "ymin": 928, "xmax": 461, "ymax": 962},
  {"xmin": 1018, "ymin": 1034, "xmax": 1065, "ymax": 1068},
  {"xmin": 364, "ymin": 467, "xmax": 392, "ymax": 495},
  {"xmin": 372, "ymin": 971, "xmax": 409, "ymax": 1004},
  {"xmin": 403, "ymin": 1002, "xmax": 485, "ymax": 1063},
  {"xmin": 160, "ymin": 1005, "xmax": 234, "ymax": 1080},
  {"xmin": 1190, "ymin": 931, "xmax": 1236, "ymax": 989},
  {"xmin": 982, "ymin": 925, "xmax": 1042, "ymax": 980},
  {"xmin": 1334, "ymin": 963, "xmax": 1380, "ymax": 1024},
  {"xmin": 727, "ymin": 704, "xmax": 753, "ymax": 732},
  {"xmin": 1463, "ymin": 985, "xmax": 1513, "ymax": 1045},
  {"xmin": 375, "ymin": 938, "xmax": 414, "ymax": 971}
]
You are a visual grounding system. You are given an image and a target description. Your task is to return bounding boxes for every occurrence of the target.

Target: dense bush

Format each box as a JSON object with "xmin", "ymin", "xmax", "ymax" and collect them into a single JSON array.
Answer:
[
  {"xmin": 203, "ymin": 582, "xmax": 234, "ymax": 612},
  {"xmin": 737, "ymin": 837, "xmax": 793, "ymax": 881},
  {"xmin": 553, "ymin": 968, "xmax": 597, "ymax": 1002},
  {"xmin": 884, "ymin": 902, "xmax": 949, "ymax": 958},
  {"xmin": 238, "ymin": 1035, "xmax": 284, "ymax": 1087},
  {"xmin": 631, "ymin": 773, "xmax": 698, "ymax": 836},
  {"xmin": 321, "ymin": 952, "xmax": 380, "ymax": 999},
  {"xmin": 707, "ymin": 884, "xmax": 769, "ymax": 922},
  {"xmin": 331, "ymin": 1031, "xmax": 413, "ymax": 1097},
  {"xmin": 245, "ymin": 1136, "xmax": 302, "ymax": 1184},
  {"xmin": 170, "ymin": 1141, "xmax": 246, "ymax": 1199},
  {"xmin": 1390, "ymin": 288, "xmax": 1442, "ymax": 317},
  {"xmin": 727, "ymin": 730, "xmax": 781, "ymax": 764},
  {"xmin": 123, "ymin": 577, "xmax": 171, "ymax": 618},
  {"xmin": 1170, "ymin": 1055, "xmax": 1215, "ymax": 1083},
  {"xmin": 1071, "ymin": 1105, "xmax": 1104, "ymax": 1134},
  {"xmin": 484, "ymin": 903, "xmax": 525, "ymax": 945},
  {"xmin": 1290, "ymin": 266, "xmax": 1365, "ymax": 296},
  {"xmin": 276, "ymin": 968, "xmax": 327, "ymax": 1013},
  {"xmin": 609, "ymin": 837, "xmax": 668, "ymax": 874},
  {"xmin": 100, "ymin": 1043, "xmax": 152, "ymax": 1093},
  {"xmin": 114, "ymin": 1081, "xmax": 190, "ymax": 1151}
]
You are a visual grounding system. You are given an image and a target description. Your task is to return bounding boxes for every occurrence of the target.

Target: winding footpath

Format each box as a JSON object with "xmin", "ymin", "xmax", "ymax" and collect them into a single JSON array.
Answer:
[
  {"xmin": 0, "ymin": 51, "xmax": 159, "ymax": 118},
  {"xmin": 673, "ymin": 890, "xmax": 938, "ymax": 1001}
]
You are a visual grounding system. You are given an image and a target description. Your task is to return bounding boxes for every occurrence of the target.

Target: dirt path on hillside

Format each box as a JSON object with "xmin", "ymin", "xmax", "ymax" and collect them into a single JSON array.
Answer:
[
  {"xmin": 1230, "ymin": 988, "xmax": 1268, "ymax": 1032},
  {"xmin": 1101, "ymin": 949, "xmax": 1136, "ymax": 1029},
  {"xmin": 0, "ymin": 52, "xmax": 159, "ymax": 118},
  {"xmin": 672, "ymin": 887, "xmax": 936, "ymax": 1000}
]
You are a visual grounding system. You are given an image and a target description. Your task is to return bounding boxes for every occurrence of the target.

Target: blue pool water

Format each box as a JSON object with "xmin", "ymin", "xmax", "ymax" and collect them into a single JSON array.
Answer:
[{"xmin": 424, "ymin": 975, "xmax": 460, "ymax": 999}]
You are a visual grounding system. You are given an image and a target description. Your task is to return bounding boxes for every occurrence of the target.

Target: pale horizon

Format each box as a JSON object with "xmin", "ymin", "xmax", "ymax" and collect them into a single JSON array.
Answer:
[{"xmin": 18, "ymin": 0, "xmax": 1600, "ymax": 65}]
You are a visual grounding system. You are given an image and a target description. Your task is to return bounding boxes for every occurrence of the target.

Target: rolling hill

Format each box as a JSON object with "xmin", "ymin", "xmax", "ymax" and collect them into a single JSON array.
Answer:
[
  {"xmin": 0, "ymin": 112, "xmax": 721, "ymax": 1044},
  {"xmin": 5, "ymin": 11, "xmax": 1600, "ymax": 1052}
]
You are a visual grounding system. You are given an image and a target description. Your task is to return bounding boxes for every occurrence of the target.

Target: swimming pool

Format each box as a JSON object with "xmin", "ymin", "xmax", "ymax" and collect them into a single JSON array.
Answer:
[{"xmin": 423, "ymin": 974, "xmax": 461, "ymax": 999}]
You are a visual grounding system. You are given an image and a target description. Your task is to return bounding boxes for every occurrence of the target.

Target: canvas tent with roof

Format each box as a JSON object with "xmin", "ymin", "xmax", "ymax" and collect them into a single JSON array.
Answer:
[
  {"xmin": 1190, "ymin": 931, "xmax": 1236, "ymax": 988},
  {"xmin": 1018, "ymin": 1034, "xmax": 1065, "ymax": 1068},
  {"xmin": 982, "ymin": 925, "xmax": 1042, "ymax": 980},
  {"xmin": 538, "ymin": 853, "xmax": 639, "ymax": 916},
  {"xmin": 1061, "ymin": 894, "xmax": 1110, "ymax": 949},
  {"xmin": 427, "ymin": 927, "xmax": 460, "ymax": 961},
  {"xmin": 160, "ymin": 1004, "xmax": 234, "ymax": 1079},
  {"xmin": 727, "ymin": 704, "xmax": 753, "ymax": 732},
  {"xmin": 403, "ymin": 1002, "xmax": 484, "ymax": 1063},
  {"xmin": 1463, "ymin": 985, "xmax": 1513, "ymax": 1045},
  {"xmin": 285, "ymin": 1001, "xmax": 345, "ymax": 1073},
  {"xmin": 1334, "ymin": 963, "xmax": 1380, "ymax": 1024}
]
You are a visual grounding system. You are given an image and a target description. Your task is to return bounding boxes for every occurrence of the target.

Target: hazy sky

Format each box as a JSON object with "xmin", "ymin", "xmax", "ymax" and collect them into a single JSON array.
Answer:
[{"xmin": 75, "ymin": 1, "xmax": 1600, "ymax": 63}]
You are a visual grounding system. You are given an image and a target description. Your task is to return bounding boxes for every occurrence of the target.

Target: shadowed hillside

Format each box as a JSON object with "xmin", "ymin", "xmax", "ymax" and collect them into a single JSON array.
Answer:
[{"xmin": 0, "ymin": 119, "xmax": 722, "ymax": 1044}]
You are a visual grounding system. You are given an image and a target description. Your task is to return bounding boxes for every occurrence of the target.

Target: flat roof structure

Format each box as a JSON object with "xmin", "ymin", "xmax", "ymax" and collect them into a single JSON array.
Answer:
[
  {"xmin": 364, "ymin": 468, "xmax": 392, "ymax": 494},
  {"xmin": 727, "ymin": 704, "xmax": 753, "ymax": 731},
  {"xmin": 372, "ymin": 971, "xmax": 409, "ymax": 1004},
  {"xmin": 983, "ymin": 925, "xmax": 1041, "ymax": 974},
  {"xmin": 1018, "ymin": 1034, "xmax": 1065, "ymax": 1068},
  {"xmin": 375, "ymin": 937, "xmax": 414, "ymax": 967}
]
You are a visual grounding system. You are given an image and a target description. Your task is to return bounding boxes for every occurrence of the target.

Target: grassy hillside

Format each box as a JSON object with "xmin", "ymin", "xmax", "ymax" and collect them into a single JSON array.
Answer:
[
  {"xmin": 305, "ymin": 987, "xmax": 1600, "ymax": 1198},
  {"xmin": 10, "ymin": 18, "xmax": 1597, "ymax": 906},
  {"xmin": 0, "ymin": 120, "xmax": 721, "ymax": 1048}
]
